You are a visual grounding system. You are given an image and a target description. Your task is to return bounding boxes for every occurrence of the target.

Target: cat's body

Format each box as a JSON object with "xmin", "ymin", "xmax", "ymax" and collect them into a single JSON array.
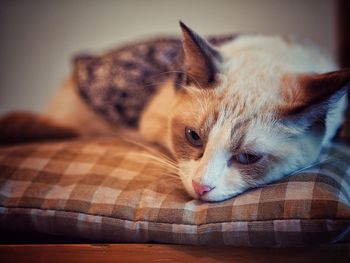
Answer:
[{"xmin": 22, "ymin": 23, "xmax": 350, "ymax": 201}]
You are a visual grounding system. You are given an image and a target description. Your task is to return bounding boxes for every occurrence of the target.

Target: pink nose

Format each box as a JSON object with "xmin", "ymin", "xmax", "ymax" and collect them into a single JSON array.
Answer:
[{"xmin": 192, "ymin": 180, "xmax": 213, "ymax": 196}]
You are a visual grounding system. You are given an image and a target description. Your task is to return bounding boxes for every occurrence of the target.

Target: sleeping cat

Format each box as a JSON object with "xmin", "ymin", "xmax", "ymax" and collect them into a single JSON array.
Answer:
[
  {"xmin": 2, "ymin": 22, "xmax": 349, "ymax": 202},
  {"xmin": 139, "ymin": 22, "xmax": 349, "ymax": 201}
]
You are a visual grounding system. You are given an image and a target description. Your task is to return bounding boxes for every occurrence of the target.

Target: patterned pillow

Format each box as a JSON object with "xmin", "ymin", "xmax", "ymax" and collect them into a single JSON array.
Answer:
[{"xmin": 0, "ymin": 137, "xmax": 349, "ymax": 247}]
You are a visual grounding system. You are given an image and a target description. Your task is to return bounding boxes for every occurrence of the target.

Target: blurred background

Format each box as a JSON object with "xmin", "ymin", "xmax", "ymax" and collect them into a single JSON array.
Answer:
[{"xmin": 0, "ymin": 0, "xmax": 338, "ymax": 115}]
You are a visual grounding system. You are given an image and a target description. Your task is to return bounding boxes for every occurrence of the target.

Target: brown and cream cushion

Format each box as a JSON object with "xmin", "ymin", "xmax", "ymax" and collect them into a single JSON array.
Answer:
[{"xmin": 0, "ymin": 137, "xmax": 349, "ymax": 247}]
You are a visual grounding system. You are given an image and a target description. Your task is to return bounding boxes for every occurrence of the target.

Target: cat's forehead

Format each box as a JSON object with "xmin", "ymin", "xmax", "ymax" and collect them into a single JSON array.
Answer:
[
  {"xmin": 185, "ymin": 82, "xmax": 275, "ymax": 131},
  {"xmin": 209, "ymin": 106, "xmax": 273, "ymax": 149}
]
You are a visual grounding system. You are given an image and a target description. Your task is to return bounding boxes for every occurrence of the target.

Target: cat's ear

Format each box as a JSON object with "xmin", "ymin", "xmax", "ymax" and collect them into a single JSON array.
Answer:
[
  {"xmin": 179, "ymin": 21, "xmax": 222, "ymax": 88},
  {"xmin": 280, "ymin": 69, "xmax": 350, "ymax": 127}
]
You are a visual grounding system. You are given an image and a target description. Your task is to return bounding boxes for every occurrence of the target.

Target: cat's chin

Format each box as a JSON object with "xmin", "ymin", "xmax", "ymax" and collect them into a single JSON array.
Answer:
[
  {"xmin": 197, "ymin": 195, "xmax": 235, "ymax": 203},
  {"xmin": 194, "ymin": 188, "xmax": 244, "ymax": 202}
]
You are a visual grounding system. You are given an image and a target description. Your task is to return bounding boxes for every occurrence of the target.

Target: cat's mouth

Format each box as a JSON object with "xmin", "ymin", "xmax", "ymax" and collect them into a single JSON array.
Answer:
[
  {"xmin": 188, "ymin": 185, "xmax": 242, "ymax": 202},
  {"xmin": 195, "ymin": 191, "xmax": 237, "ymax": 202}
]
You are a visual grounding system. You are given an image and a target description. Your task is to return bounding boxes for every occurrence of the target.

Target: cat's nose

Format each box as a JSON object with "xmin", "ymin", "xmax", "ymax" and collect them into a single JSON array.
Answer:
[{"xmin": 192, "ymin": 180, "xmax": 213, "ymax": 196}]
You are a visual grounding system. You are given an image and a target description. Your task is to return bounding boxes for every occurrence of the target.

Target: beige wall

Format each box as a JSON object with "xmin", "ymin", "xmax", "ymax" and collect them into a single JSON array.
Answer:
[{"xmin": 0, "ymin": 0, "xmax": 337, "ymax": 114}]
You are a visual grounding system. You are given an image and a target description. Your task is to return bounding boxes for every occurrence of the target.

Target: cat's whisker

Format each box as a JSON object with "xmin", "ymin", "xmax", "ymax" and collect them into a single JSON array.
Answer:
[
  {"xmin": 143, "ymin": 165, "xmax": 182, "ymax": 180},
  {"xmin": 148, "ymin": 70, "xmax": 203, "ymax": 90},
  {"xmin": 137, "ymin": 69, "xmax": 199, "ymax": 92},
  {"xmin": 121, "ymin": 138, "xmax": 174, "ymax": 161},
  {"xmin": 140, "ymin": 80, "xmax": 189, "ymax": 94},
  {"xmin": 288, "ymin": 158, "xmax": 330, "ymax": 176},
  {"xmin": 146, "ymin": 168, "xmax": 180, "ymax": 176},
  {"xmin": 127, "ymin": 153, "xmax": 179, "ymax": 169},
  {"xmin": 148, "ymin": 162, "xmax": 179, "ymax": 172},
  {"xmin": 123, "ymin": 151, "xmax": 179, "ymax": 170},
  {"xmin": 147, "ymin": 170, "xmax": 181, "ymax": 180},
  {"xmin": 108, "ymin": 151, "xmax": 179, "ymax": 171},
  {"xmin": 161, "ymin": 177, "xmax": 182, "ymax": 184},
  {"xmin": 142, "ymin": 155, "xmax": 179, "ymax": 169},
  {"xmin": 120, "ymin": 136, "xmax": 177, "ymax": 163}
]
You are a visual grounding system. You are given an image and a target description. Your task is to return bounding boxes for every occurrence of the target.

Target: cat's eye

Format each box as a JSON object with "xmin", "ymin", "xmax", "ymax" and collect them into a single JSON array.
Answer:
[
  {"xmin": 185, "ymin": 127, "xmax": 203, "ymax": 147},
  {"xmin": 228, "ymin": 153, "xmax": 262, "ymax": 166}
]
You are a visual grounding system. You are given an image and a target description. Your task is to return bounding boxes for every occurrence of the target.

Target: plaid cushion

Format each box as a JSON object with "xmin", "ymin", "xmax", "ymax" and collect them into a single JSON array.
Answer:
[{"xmin": 0, "ymin": 137, "xmax": 349, "ymax": 247}]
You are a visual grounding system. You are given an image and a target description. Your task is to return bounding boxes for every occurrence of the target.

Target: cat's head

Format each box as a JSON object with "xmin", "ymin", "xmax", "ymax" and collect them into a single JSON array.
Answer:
[{"xmin": 168, "ymin": 22, "xmax": 350, "ymax": 202}]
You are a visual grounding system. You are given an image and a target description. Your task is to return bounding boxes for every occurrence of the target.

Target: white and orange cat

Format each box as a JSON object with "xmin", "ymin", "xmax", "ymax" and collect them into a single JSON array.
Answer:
[{"xmin": 2, "ymin": 22, "xmax": 349, "ymax": 202}]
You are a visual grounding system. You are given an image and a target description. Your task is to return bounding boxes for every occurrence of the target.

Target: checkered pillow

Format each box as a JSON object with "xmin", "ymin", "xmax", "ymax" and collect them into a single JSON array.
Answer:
[{"xmin": 0, "ymin": 137, "xmax": 349, "ymax": 247}]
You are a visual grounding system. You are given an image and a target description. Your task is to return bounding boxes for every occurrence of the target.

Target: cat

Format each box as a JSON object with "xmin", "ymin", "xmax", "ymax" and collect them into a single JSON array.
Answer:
[
  {"xmin": 1, "ymin": 22, "xmax": 349, "ymax": 202},
  {"xmin": 139, "ymin": 22, "xmax": 349, "ymax": 201}
]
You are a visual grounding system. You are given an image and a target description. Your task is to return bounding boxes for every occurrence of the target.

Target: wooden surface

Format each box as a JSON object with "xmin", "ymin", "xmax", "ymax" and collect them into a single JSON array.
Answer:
[{"xmin": 0, "ymin": 244, "xmax": 349, "ymax": 263}]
